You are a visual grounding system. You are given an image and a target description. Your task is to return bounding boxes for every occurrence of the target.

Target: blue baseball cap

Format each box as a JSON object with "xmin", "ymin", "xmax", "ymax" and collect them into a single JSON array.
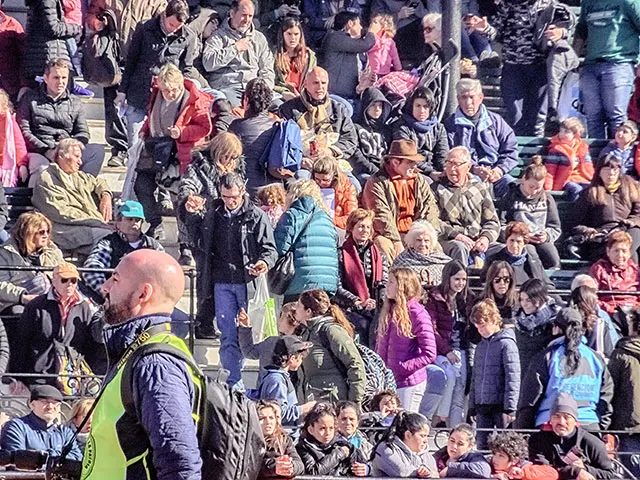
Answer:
[{"xmin": 118, "ymin": 200, "xmax": 145, "ymax": 220}]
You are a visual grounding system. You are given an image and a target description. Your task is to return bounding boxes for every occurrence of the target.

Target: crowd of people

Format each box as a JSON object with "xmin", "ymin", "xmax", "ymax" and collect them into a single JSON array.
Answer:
[{"xmin": 2, "ymin": 0, "xmax": 640, "ymax": 478}]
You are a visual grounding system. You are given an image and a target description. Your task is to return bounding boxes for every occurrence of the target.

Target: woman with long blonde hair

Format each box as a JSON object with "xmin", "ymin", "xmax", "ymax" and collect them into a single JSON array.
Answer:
[
  {"xmin": 275, "ymin": 180, "xmax": 338, "ymax": 301},
  {"xmin": 376, "ymin": 268, "xmax": 436, "ymax": 412}
]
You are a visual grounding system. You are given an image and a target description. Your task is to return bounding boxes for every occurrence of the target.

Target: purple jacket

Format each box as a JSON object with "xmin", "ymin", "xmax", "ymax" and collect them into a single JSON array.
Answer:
[{"xmin": 376, "ymin": 298, "xmax": 437, "ymax": 388}]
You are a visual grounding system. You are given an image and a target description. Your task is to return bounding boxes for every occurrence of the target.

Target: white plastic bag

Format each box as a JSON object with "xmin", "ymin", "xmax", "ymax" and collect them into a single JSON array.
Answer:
[{"xmin": 247, "ymin": 275, "xmax": 277, "ymax": 343}]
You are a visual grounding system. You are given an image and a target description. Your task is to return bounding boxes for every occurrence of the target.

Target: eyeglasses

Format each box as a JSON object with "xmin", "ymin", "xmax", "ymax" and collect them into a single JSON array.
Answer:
[
  {"xmin": 423, "ymin": 26, "xmax": 435, "ymax": 33},
  {"xmin": 446, "ymin": 161, "xmax": 470, "ymax": 168},
  {"xmin": 36, "ymin": 229, "xmax": 49, "ymax": 236},
  {"xmin": 602, "ymin": 164, "xmax": 621, "ymax": 171},
  {"xmin": 492, "ymin": 276, "xmax": 510, "ymax": 284},
  {"xmin": 61, "ymin": 278, "xmax": 78, "ymax": 284}
]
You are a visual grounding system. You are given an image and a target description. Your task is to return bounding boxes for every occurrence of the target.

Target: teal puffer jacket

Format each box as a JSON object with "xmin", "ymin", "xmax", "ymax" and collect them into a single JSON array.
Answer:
[{"xmin": 274, "ymin": 196, "xmax": 338, "ymax": 296}]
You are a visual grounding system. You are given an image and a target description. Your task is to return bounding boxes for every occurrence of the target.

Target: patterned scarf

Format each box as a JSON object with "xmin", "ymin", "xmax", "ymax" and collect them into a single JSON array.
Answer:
[
  {"xmin": 392, "ymin": 248, "xmax": 451, "ymax": 286},
  {"xmin": 342, "ymin": 237, "xmax": 382, "ymax": 301},
  {"xmin": 297, "ymin": 90, "xmax": 331, "ymax": 133}
]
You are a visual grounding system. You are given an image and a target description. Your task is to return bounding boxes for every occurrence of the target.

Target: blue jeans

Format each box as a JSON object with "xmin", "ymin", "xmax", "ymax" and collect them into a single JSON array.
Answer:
[
  {"xmin": 501, "ymin": 62, "xmax": 548, "ymax": 136},
  {"xmin": 564, "ymin": 181, "xmax": 590, "ymax": 202},
  {"xmin": 580, "ymin": 62, "xmax": 634, "ymax": 138},
  {"xmin": 124, "ymin": 105, "xmax": 147, "ymax": 150},
  {"xmin": 493, "ymin": 174, "xmax": 515, "ymax": 199},
  {"xmin": 214, "ymin": 283, "xmax": 248, "ymax": 389}
]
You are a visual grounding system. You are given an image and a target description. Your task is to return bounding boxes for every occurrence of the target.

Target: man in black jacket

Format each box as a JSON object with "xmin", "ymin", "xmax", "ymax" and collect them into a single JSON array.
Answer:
[
  {"xmin": 115, "ymin": 0, "xmax": 198, "ymax": 150},
  {"xmin": 11, "ymin": 262, "xmax": 106, "ymax": 380},
  {"xmin": 17, "ymin": 59, "xmax": 104, "ymax": 186},
  {"xmin": 200, "ymin": 172, "xmax": 277, "ymax": 387},
  {"xmin": 528, "ymin": 393, "xmax": 618, "ymax": 480}
]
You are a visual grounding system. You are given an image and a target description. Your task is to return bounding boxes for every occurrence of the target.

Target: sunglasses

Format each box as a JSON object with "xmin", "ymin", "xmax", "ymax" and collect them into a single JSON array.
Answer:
[
  {"xmin": 423, "ymin": 25, "xmax": 435, "ymax": 33},
  {"xmin": 492, "ymin": 276, "xmax": 510, "ymax": 284},
  {"xmin": 37, "ymin": 229, "xmax": 49, "ymax": 235},
  {"xmin": 61, "ymin": 278, "xmax": 78, "ymax": 284}
]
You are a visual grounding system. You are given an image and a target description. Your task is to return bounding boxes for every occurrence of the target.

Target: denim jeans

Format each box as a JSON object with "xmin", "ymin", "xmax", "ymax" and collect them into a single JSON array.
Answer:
[
  {"xmin": 580, "ymin": 62, "xmax": 634, "ymax": 138},
  {"xmin": 103, "ymin": 85, "xmax": 128, "ymax": 156},
  {"xmin": 397, "ymin": 379, "xmax": 427, "ymax": 413},
  {"xmin": 125, "ymin": 105, "xmax": 147, "ymax": 150},
  {"xmin": 501, "ymin": 62, "xmax": 548, "ymax": 136},
  {"xmin": 563, "ymin": 181, "xmax": 590, "ymax": 202},
  {"xmin": 420, "ymin": 364, "xmax": 447, "ymax": 421},
  {"xmin": 214, "ymin": 282, "xmax": 248, "ymax": 389}
]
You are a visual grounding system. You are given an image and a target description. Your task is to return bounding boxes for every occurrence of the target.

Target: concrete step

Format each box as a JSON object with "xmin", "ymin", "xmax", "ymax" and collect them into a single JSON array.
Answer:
[
  {"xmin": 80, "ymin": 96, "xmax": 106, "ymax": 122},
  {"xmin": 88, "ymin": 119, "xmax": 107, "ymax": 146}
]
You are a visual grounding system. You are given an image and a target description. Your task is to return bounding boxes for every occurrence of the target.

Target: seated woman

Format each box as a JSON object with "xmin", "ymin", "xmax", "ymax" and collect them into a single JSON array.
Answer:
[
  {"xmin": 489, "ymin": 431, "xmax": 558, "ymax": 480},
  {"xmin": 434, "ymin": 423, "xmax": 491, "ymax": 478},
  {"xmin": 274, "ymin": 18, "xmax": 317, "ymax": 102},
  {"xmin": 360, "ymin": 389, "xmax": 401, "ymax": 444},
  {"xmin": 497, "ymin": 157, "xmax": 562, "ymax": 269},
  {"xmin": 392, "ymin": 87, "xmax": 449, "ymax": 180},
  {"xmin": 256, "ymin": 400, "xmax": 305, "ymax": 480},
  {"xmin": 590, "ymin": 230, "xmax": 640, "ymax": 315},
  {"xmin": 482, "ymin": 221, "xmax": 552, "ymax": 287},
  {"xmin": 296, "ymin": 402, "xmax": 368, "ymax": 476},
  {"xmin": 0, "ymin": 89, "xmax": 27, "ymax": 187},
  {"xmin": 513, "ymin": 279, "xmax": 560, "ymax": 379},
  {"xmin": 134, "ymin": 63, "xmax": 212, "ymax": 262},
  {"xmin": 516, "ymin": 308, "xmax": 613, "ymax": 431},
  {"xmin": 570, "ymin": 153, "xmax": 640, "ymax": 263},
  {"xmin": 0, "ymin": 211, "xmax": 64, "ymax": 315},
  {"xmin": 311, "ymin": 156, "xmax": 358, "ymax": 230},
  {"xmin": 335, "ymin": 401, "xmax": 373, "ymax": 467},
  {"xmin": 478, "ymin": 261, "xmax": 517, "ymax": 324},
  {"xmin": 372, "ymin": 411, "xmax": 437, "ymax": 478},
  {"xmin": 392, "ymin": 221, "xmax": 451, "ymax": 288},
  {"xmin": 570, "ymin": 286, "xmax": 617, "ymax": 359},
  {"xmin": 335, "ymin": 209, "xmax": 389, "ymax": 348}
]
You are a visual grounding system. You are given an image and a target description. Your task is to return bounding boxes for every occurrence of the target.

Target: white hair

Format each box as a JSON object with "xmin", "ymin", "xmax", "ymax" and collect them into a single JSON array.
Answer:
[
  {"xmin": 456, "ymin": 78, "xmax": 483, "ymax": 96},
  {"xmin": 404, "ymin": 220, "xmax": 439, "ymax": 251},
  {"xmin": 422, "ymin": 13, "xmax": 441, "ymax": 30},
  {"xmin": 447, "ymin": 146, "xmax": 472, "ymax": 163},
  {"xmin": 570, "ymin": 274, "xmax": 597, "ymax": 292}
]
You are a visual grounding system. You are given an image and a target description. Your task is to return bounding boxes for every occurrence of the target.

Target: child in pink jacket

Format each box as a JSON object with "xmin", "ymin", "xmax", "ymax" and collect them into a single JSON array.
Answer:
[{"xmin": 367, "ymin": 14, "xmax": 402, "ymax": 78}]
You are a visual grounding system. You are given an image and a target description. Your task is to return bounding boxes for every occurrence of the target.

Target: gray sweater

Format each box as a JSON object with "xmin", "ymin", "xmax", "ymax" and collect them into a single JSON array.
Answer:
[{"xmin": 372, "ymin": 437, "xmax": 437, "ymax": 477}]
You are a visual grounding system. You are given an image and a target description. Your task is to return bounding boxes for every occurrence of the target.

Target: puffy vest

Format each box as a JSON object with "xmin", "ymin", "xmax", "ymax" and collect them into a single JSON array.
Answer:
[
  {"xmin": 535, "ymin": 338, "xmax": 605, "ymax": 426},
  {"xmin": 80, "ymin": 324, "xmax": 202, "ymax": 480}
]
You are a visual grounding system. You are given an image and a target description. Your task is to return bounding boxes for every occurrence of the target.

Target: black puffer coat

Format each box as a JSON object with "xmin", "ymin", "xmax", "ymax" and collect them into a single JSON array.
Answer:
[
  {"xmin": 22, "ymin": 0, "xmax": 81, "ymax": 83},
  {"xmin": 16, "ymin": 84, "xmax": 89, "ymax": 154}
]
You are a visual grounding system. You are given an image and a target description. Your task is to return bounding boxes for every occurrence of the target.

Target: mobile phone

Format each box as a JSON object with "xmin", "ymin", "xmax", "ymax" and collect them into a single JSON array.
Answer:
[{"xmin": 409, "ymin": 1, "xmax": 419, "ymax": 8}]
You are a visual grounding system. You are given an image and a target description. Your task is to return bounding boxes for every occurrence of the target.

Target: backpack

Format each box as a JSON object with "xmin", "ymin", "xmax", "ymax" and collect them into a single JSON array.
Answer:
[
  {"xmin": 260, "ymin": 120, "xmax": 303, "ymax": 175},
  {"xmin": 317, "ymin": 323, "xmax": 396, "ymax": 410},
  {"xmin": 81, "ymin": 9, "xmax": 122, "ymax": 87},
  {"xmin": 121, "ymin": 342, "xmax": 266, "ymax": 480}
]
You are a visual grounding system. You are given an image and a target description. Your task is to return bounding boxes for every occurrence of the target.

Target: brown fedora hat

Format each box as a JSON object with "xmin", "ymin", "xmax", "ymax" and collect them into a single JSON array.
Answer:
[{"xmin": 383, "ymin": 140, "xmax": 424, "ymax": 162}]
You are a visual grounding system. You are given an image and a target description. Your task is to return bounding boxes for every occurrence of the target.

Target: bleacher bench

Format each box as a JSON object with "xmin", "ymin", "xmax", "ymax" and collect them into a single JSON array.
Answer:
[{"xmin": 5, "ymin": 187, "xmax": 33, "ymax": 230}]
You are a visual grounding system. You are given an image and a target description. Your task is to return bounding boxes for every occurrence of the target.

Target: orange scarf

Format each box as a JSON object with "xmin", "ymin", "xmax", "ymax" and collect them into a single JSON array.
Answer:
[{"xmin": 385, "ymin": 163, "xmax": 416, "ymax": 233}]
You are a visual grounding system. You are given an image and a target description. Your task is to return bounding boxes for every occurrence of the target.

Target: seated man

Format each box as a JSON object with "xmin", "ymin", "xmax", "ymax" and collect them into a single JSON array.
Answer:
[
  {"xmin": 362, "ymin": 139, "xmax": 439, "ymax": 260},
  {"xmin": 32, "ymin": 138, "xmax": 112, "ymax": 255},
  {"xmin": 432, "ymin": 146, "xmax": 500, "ymax": 265},
  {"xmin": 0, "ymin": 385, "xmax": 82, "ymax": 460},
  {"xmin": 202, "ymin": 0, "xmax": 275, "ymax": 106},
  {"xmin": 528, "ymin": 393, "xmax": 617, "ymax": 480},
  {"xmin": 443, "ymin": 78, "xmax": 518, "ymax": 198},
  {"xmin": 12, "ymin": 262, "xmax": 106, "ymax": 379},
  {"xmin": 17, "ymin": 59, "xmax": 104, "ymax": 186},
  {"xmin": 279, "ymin": 67, "xmax": 358, "ymax": 169},
  {"xmin": 83, "ymin": 201, "xmax": 163, "ymax": 301},
  {"xmin": 590, "ymin": 231, "xmax": 640, "ymax": 315}
]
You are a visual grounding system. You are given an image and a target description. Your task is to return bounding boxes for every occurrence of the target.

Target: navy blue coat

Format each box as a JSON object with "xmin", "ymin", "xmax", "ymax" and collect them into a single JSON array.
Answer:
[{"xmin": 102, "ymin": 314, "xmax": 201, "ymax": 480}]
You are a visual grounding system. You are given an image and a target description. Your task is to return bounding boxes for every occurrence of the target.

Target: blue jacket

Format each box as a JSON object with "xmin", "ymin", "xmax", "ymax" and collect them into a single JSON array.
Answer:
[
  {"xmin": 469, "ymin": 327, "xmax": 521, "ymax": 414},
  {"xmin": 434, "ymin": 448, "xmax": 492, "ymax": 478},
  {"xmin": 0, "ymin": 412, "xmax": 82, "ymax": 461},
  {"xmin": 274, "ymin": 196, "xmax": 338, "ymax": 296},
  {"xmin": 443, "ymin": 106, "xmax": 519, "ymax": 175},
  {"xmin": 258, "ymin": 367, "xmax": 302, "ymax": 427},
  {"xmin": 102, "ymin": 314, "xmax": 201, "ymax": 480}
]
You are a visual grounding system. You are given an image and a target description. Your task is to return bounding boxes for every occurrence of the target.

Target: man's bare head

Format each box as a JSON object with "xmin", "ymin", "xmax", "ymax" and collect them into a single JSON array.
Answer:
[
  {"xmin": 304, "ymin": 67, "xmax": 329, "ymax": 101},
  {"xmin": 101, "ymin": 250, "xmax": 185, "ymax": 325}
]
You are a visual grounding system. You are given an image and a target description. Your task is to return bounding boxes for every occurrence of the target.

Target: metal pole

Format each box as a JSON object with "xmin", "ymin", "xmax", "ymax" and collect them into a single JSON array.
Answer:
[{"xmin": 442, "ymin": 0, "xmax": 461, "ymax": 117}]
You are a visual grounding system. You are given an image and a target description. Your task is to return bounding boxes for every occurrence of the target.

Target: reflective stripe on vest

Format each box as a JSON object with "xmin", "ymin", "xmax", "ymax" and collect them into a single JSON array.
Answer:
[{"xmin": 80, "ymin": 327, "xmax": 201, "ymax": 480}]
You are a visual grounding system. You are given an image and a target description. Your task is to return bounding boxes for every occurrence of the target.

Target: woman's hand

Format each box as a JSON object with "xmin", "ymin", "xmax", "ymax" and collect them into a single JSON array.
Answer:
[
  {"xmin": 185, "ymin": 194, "xmax": 206, "ymax": 213},
  {"xmin": 446, "ymin": 351, "xmax": 460, "ymax": 364},
  {"xmin": 237, "ymin": 308, "xmax": 250, "ymax": 327},
  {"xmin": 19, "ymin": 166, "xmax": 29, "ymax": 183},
  {"xmin": 398, "ymin": 5, "xmax": 416, "ymax": 19},
  {"xmin": 417, "ymin": 465, "xmax": 435, "ymax": 477},
  {"xmin": 351, "ymin": 462, "xmax": 368, "ymax": 477},
  {"xmin": 275, "ymin": 456, "xmax": 294, "ymax": 477}
]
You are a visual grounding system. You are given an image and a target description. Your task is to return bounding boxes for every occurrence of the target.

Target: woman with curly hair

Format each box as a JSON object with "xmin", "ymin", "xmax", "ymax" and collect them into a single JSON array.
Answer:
[
  {"xmin": 376, "ymin": 267, "xmax": 437, "ymax": 412},
  {"xmin": 274, "ymin": 180, "xmax": 338, "ymax": 301}
]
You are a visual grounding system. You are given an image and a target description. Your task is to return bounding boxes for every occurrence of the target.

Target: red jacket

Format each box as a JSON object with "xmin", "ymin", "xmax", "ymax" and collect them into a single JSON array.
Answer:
[
  {"xmin": 590, "ymin": 257, "xmax": 640, "ymax": 314},
  {"xmin": 141, "ymin": 78, "xmax": 213, "ymax": 174},
  {"xmin": 333, "ymin": 171, "xmax": 358, "ymax": 229},
  {"xmin": 545, "ymin": 135, "xmax": 594, "ymax": 191},
  {"xmin": 0, "ymin": 11, "xmax": 24, "ymax": 100}
]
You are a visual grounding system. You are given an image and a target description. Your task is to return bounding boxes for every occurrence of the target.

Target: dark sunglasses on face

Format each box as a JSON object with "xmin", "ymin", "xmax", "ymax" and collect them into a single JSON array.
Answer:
[
  {"xmin": 61, "ymin": 278, "xmax": 78, "ymax": 284},
  {"xmin": 493, "ymin": 276, "xmax": 510, "ymax": 284},
  {"xmin": 37, "ymin": 229, "xmax": 49, "ymax": 235},
  {"xmin": 423, "ymin": 26, "xmax": 435, "ymax": 33}
]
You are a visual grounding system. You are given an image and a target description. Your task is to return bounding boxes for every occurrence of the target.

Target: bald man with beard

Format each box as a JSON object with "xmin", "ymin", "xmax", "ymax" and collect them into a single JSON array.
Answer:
[{"xmin": 80, "ymin": 250, "xmax": 202, "ymax": 480}]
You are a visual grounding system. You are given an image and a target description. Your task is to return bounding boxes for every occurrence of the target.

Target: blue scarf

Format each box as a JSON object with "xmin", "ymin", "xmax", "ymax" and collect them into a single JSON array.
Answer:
[
  {"xmin": 453, "ymin": 104, "xmax": 499, "ymax": 167},
  {"xmin": 505, "ymin": 247, "xmax": 527, "ymax": 266},
  {"xmin": 403, "ymin": 113, "xmax": 438, "ymax": 134}
]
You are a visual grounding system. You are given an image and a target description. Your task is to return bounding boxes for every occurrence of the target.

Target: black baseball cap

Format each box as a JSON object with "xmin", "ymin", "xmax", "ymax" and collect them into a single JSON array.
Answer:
[
  {"xmin": 30, "ymin": 385, "xmax": 63, "ymax": 403},
  {"xmin": 274, "ymin": 336, "xmax": 313, "ymax": 357}
]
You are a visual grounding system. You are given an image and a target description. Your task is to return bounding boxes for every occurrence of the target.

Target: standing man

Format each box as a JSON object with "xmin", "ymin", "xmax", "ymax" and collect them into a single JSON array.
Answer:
[
  {"xmin": 200, "ymin": 173, "xmax": 278, "ymax": 387},
  {"xmin": 80, "ymin": 250, "xmax": 202, "ymax": 480},
  {"xmin": 574, "ymin": 0, "xmax": 640, "ymax": 138}
]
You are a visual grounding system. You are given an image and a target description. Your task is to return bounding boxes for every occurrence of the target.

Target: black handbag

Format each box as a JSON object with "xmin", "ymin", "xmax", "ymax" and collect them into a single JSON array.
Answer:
[{"xmin": 268, "ymin": 207, "xmax": 315, "ymax": 295}]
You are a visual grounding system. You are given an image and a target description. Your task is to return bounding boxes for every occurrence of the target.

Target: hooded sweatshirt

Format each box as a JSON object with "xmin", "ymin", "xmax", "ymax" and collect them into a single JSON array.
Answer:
[
  {"xmin": 256, "ymin": 366, "xmax": 302, "ymax": 427},
  {"xmin": 609, "ymin": 336, "xmax": 640, "ymax": 431},
  {"xmin": 350, "ymin": 87, "xmax": 392, "ymax": 176}
]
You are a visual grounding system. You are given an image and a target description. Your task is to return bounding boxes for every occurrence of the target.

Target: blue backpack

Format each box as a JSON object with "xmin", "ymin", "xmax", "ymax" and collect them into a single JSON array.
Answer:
[{"xmin": 261, "ymin": 120, "xmax": 303, "ymax": 174}]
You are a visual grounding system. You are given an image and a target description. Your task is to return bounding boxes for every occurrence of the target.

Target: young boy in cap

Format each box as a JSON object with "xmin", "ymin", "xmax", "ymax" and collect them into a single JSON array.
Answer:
[
  {"xmin": 528, "ymin": 393, "xmax": 617, "ymax": 480},
  {"xmin": 0, "ymin": 385, "xmax": 82, "ymax": 460},
  {"xmin": 252, "ymin": 336, "xmax": 317, "ymax": 428}
]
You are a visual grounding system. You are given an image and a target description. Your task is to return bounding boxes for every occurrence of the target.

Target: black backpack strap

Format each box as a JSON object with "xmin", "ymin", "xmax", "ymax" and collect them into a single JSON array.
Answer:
[
  {"xmin": 120, "ymin": 342, "xmax": 203, "ymax": 416},
  {"xmin": 316, "ymin": 323, "xmax": 349, "ymax": 380}
]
